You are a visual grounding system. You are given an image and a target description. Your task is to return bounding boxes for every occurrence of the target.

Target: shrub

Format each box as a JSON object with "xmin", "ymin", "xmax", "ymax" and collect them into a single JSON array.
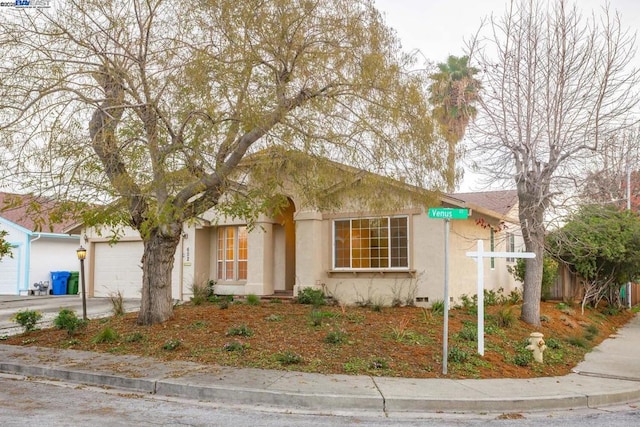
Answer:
[
  {"xmin": 309, "ymin": 310, "xmax": 324, "ymax": 327},
  {"xmin": 223, "ymin": 340, "xmax": 248, "ymax": 352},
  {"xmin": 448, "ymin": 347, "xmax": 470, "ymax": 363},
  {"xmin": 109, "ymin": 290, "xmax": 125, "ymax": 316},
  {"xmin": 566, "ymin": 336, "xmax": 588, "ymax": 348},
  {"xmin": 296, "ymin": 287, "xmax": 326, "ymax": 306},
  {"xmin": 190, "ymin": 281, "xmax": 214, "ymax": 305},
  {"xmin": 513, "ymin": 350, "xmax": 532, "ymax": 367},
  {"xmin": 324, "ymin": 330, "xmax": 347, "ymax": 345},
  {"xmin": 584, "ymin": 324, "xmax": 599, "ymax": 341},
  {"xmin": 389, "ymin": 316, "xmax": 410, "ymax": 342},
  {"xmin": 430, "ymin": 300, "xmax": 445, "ymax": 315},
  {"xmin": 53, "ymin": 309, "xmax": 87, "ymax": 336},
  {"xmin": 275, "ymin": 351, "xmax": 303, "ymax": 365},
  {"xmin": 545, "ymin": 337, "xmax": 562, "ymax": 349},
  {"xmin": 496, "ymin": 306, "xmax": 516, "ymax": 328},
  {"xmin": 484, "ymin": 288, "xmax": 502, "ymax": 306},
  {"xmin": 218, "ymin": 300, "xmax": 229, "ymax": 309},
  {"xmin": 371, "ymin": 298, "xmax": 384, "ymax": 312},
  {"xmin": 124, "ymin": 332, "xmax": 144, "ymax": 343},
  {"xmin": 508, "ymin": 288, "xmax": 523, "ymax": 304},
  {"xmin": 12, "ymin": 310, "xmax": 42, "ymax": 333},
  {"xmin": 245, "ymin": 294, "xmax": 261, "ymax": 306},
  {"xmin": 265, "ymin": 314, "xmax": 283, "ymax": 322},
  {"xmin": 226, "ymin": 324, "xmax": 253, "ymax": 337},
  {"xmin": 308, "ymin": 310, "xmax": 336, "ymax": 326},
  {"xmin": 162, "ymin": 339, "xmax": 181, "ymax": 350},
  {"xmin": 459, "ymin": 294, "xmax": 477, "ymax": 314},
  {"xmin": 189, "ymin": 321, "xmax": 207, "ymax": 329},
  {"xmin": 92, "ymin": 327, "xmax": 119, "ymax": 344},
  {"xmin": 457, "ymin": 323, "xmax": 477, "ymax": 341}
]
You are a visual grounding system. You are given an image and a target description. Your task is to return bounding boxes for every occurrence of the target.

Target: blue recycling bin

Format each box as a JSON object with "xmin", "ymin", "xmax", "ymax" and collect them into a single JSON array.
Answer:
[{"xmin": 50, "ymin": 271, "xmax": 71, "ymax": 295}]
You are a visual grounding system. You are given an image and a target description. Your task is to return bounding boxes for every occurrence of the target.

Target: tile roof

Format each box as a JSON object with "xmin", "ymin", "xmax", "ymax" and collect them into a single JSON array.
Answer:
[
  {"xmin": 0, "ymin": 192, "xmax": 77, "ymax": 234},
  {"xmin": 451, "ymin": 190, "xmax": 519, "ymax": 217}
]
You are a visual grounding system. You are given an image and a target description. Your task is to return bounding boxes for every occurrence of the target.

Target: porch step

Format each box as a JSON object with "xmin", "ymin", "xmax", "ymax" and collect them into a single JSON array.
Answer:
[{"xmin": 259, "ymin": 290, "xmax": 295, "ymax": 303}]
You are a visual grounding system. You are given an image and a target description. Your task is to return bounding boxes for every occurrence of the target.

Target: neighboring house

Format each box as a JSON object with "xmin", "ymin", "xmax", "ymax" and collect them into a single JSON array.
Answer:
[
  {"xmin": 0, "ymin": 192, "xmax": 81, "ymax": 295},
  {"xmin": 76, "ymin": 161, "xmax": 524, "ymax": 305}
]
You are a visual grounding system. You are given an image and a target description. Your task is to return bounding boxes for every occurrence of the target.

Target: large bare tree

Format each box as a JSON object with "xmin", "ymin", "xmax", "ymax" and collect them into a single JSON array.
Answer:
[
  {"xmin": 468, "ymin": 0, "xmax": 639, "ymax": 325},
  {"xmin": 0, "ymin": 0, "xmax": 442, "ymax": 324}
]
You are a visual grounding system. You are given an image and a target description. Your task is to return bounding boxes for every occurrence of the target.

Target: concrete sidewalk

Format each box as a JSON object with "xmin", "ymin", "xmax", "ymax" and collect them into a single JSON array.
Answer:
[{"xmin": 0, "ymin": 307, "xmax": 639, "ymax": 415}]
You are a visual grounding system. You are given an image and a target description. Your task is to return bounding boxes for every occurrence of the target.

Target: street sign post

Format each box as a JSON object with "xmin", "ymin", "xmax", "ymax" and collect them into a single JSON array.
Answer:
[{"xmin": 428, "ymin": 207, "xmax": 469, "ymax": 375}]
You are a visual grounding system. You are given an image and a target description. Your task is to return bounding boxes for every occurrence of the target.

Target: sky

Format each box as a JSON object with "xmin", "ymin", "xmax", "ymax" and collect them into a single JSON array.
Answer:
[{"xmin": 373, "ymin": 0, "xmax": 640, "ymax": 191}]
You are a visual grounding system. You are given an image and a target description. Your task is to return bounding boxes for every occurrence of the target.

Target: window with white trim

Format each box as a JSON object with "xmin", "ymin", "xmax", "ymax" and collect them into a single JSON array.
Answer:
[
  {"xmin": 216, "ymin": 226, "xmax": 248, "ymax": 281},
  {"xmin": 333, "ymin": 216, "xmax": 408, "ymax": 269},
  {"xmin": 506, "ymin": 232, "xmax": 516, "ymax": 262}
]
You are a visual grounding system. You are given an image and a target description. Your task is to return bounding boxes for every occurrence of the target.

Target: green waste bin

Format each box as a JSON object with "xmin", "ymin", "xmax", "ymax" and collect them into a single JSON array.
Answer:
[{"xmin": 67, "ymin": 271, "xmax": 80, "ymax": 295}]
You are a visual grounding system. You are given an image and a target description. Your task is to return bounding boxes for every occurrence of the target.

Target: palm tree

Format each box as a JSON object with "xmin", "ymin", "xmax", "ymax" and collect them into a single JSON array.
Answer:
[{"xmin": 429, "ymin": 55, "xmax": 481, "ymax": 192}]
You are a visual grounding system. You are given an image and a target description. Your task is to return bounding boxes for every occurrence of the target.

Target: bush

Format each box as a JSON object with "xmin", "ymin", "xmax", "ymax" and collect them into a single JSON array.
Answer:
[
  {"xmin": 496, "ymin": 306, "xmax": 516, "ymax": 328},
  {"xmin": 296, "ymin": 287, "xmax": 326, "ymax": 306},
  {"xmin": 223, "ymin": 340, "xmax": 248, "ymax": 352},
  {"xmin": 109, "ymin": 290, "xmax": 125, "ymax": 316},
  {"xmin": 245, "ymin": 294, "xmax": 261, "ymax": 306},
  {"xmin": 459, "ymin": 294, "xmax": 477, "ymax": 314},
  {"xmin": 457, "ymin": 324, "xmax": 477, "ymax": 342},
  {"xmin": 124, "ymin": 332, "xmax": 145, "ymax": 343},
  {"xmin": 226, "ymin": 324, "xmax": 253, "ymax": 337},
  {"xmin": 448, "ymin": 347, "xmax": 470, "ymax": 363},
  {"xmin": 190, "ymin": 281, "xmax": 214, "ymax": 305},
  {"xmin": 324, "ymin": 330, "xmax": 347, "ymax": 344},
  {"xmin": 545, "ymin": 337, "xmax": 562, "ymax": 349},
  {"xmin": 162, "ymin": 339, "xmax": 181, "ymax": 350},
  {"xmin": 92, "ymin": 327, "xmax": 119, "ymax": 344},
  {"xmin": 584, "ymin": 324, "xmax": 599, "ymax": 341},
  {"xmin": 53, "ymin": 309, "xmax": 87, "ymax": 336},
  {"xmin": 566, "ymin": 336, "xmax": 588, "ymax": 348},
  {"xmin": 513, "ymin": 350, "xmax": 532, "ymax": 367},
  {"xmin": 275, "ymin": 351, "xmax": 303, "ymax": 365},
  {"xmin": 12, "ymin": 310, "xmax": 42, "ymax": 333},
  {"xmin": 484, "ymin": 288, "xmax": 502, "ymax": 306},
  {"xmin": 430, "ymin": 300, "xmax": 444, "ymax": 315}
]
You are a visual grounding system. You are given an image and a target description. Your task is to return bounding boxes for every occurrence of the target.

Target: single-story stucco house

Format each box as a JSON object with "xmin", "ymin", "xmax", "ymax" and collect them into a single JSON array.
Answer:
[
  {"xmin": 71, "ymin": 157, "xmax": 524, "ymax": 306},
  {"xmin": 0, "ymin": 192, "xmax": 81, "ymax": 295}
]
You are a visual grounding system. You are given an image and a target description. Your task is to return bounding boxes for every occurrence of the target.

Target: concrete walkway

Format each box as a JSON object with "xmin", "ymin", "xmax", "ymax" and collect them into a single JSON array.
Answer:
[{"xmin": 1, "ymin": 297, "xmax": 639, "ymax": 415}]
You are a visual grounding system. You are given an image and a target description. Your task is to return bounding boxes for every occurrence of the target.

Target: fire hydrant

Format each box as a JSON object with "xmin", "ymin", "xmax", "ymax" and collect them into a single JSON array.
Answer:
[{"xmin": 526, "ymin": 332, "xmax": 547, "ymax": 363}]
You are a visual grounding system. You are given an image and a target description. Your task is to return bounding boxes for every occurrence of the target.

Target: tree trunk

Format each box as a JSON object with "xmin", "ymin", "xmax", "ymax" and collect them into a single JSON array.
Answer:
[
  {"xmin": 137, "ymin": 226, "xmax": 182, "ymax": 325},
  {"xmin": 518, "ymin": 191, "xmax": 546, "ymax": 327}
]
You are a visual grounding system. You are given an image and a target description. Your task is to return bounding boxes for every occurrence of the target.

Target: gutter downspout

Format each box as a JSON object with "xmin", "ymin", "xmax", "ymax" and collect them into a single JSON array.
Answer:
[{"xmin": 24, "ymin": 233, "xmax": 42, "ymax": 293}]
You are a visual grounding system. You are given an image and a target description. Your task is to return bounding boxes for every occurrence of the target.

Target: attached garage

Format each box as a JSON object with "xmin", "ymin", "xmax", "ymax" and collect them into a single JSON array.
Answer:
[
  {"xmin": 92, "ymin": 240, "xmax": 144, "ymax": 298},
  {"xmin": 0, "ymin": 246, "xmax": 20, "ymax": 294}
]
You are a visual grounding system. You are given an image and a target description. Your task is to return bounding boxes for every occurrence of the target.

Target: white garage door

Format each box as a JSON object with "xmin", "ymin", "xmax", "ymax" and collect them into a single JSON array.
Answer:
[
  {"xmin": 93, "ymin": 241, "xmax": 144, "ymax": 299},
  {"xmin": 0, "ymin": 249, "xmax": 19, "ymax": 294}
]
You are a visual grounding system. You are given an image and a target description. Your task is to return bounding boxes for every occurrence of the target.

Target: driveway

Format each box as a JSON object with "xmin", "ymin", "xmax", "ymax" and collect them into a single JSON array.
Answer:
[{"xmin": 0, "ymin": 295, "xmax": 140, "ymax": 336}]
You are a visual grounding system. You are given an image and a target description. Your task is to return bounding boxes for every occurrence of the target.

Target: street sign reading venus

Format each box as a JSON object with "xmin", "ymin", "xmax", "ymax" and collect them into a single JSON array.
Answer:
[{"xmin": 428, "ymin": 208, "xmax": 469, "ymax": 220}]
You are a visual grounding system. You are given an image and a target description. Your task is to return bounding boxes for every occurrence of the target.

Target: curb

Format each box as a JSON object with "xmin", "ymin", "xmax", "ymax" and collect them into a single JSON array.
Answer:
[{"xmin": 2, "ymin": 359, "xmax": 640, "ymax": 414}]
